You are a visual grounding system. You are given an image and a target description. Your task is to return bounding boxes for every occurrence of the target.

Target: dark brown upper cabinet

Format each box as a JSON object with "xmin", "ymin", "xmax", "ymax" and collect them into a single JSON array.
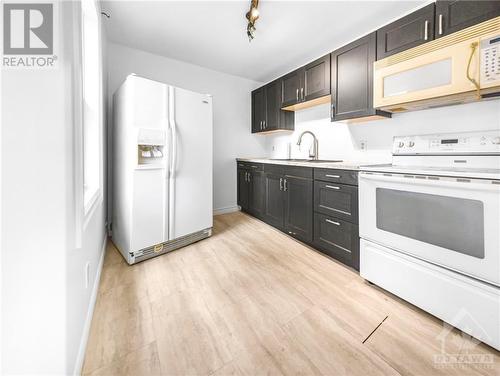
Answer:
[
  {"xmin": 252, "ymin": 80, "xmax": 294, "ymax": 134},
  {"xmin": 331, "ymin": 32, "xmax": 390, "ymax": 122},
  {"xmin": 435, "ymin": 0, "xmax": 500, "ymax": 38},
  {"xmin": 280, "ymin": 55, "xmax": 331, "ymax": 111},
  {"xmin": 281, "ymin": 68, "xmax": 303, "ymax": 108},
  {"xmin": 251, "ymin": 87, "xmax": 265, "ymax": 133},
  {"xmin": 264, "ymin": 80, "xmax": 281, "ymax": 131},
  {"xmin": 376, "ymin": 3, "xmax": 436, "ymax": 60},
  {"xmin": 304, "ymin": 54, "xmax": 331, "ymax": 102}
]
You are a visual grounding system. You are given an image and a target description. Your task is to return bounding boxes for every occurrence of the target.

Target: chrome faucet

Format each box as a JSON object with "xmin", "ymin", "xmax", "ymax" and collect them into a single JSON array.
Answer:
[{"xmin": 297, "ymin": 131, "xmax": 319, "ymax": 160}]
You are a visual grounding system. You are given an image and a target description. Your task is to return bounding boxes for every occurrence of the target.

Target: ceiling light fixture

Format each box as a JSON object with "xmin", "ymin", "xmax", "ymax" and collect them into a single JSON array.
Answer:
[{"xmin": 246, "ymin": 0, "xmax": 260, "ymax": 42}]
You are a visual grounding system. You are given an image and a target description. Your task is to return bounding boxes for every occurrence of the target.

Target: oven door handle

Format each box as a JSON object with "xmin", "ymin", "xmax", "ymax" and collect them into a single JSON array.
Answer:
[{"xmin": 358, "ymin": 172, "xmax": 500, "ymax": 192}]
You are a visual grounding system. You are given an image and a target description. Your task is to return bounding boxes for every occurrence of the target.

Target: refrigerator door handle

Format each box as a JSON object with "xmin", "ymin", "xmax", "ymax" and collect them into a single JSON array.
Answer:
[{"xmin": 168, "ymin": 86, "xmax": 177, "ymax": 240}]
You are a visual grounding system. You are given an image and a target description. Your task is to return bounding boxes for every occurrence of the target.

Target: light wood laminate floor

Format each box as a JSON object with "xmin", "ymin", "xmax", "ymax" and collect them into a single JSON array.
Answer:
[{"xmin": 83, "ymin": 212, "xmax": 499, "ymax": 375}]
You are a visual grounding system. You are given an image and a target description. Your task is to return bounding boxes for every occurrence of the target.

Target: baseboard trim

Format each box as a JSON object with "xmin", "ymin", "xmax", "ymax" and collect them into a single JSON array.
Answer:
[
  {"xmin": 73, "ymin": 235, "xmax": 107, "ymax": 376},
  {"xmin": 213, "ymin": 206, "xmax": 240, "ymax": 216}
]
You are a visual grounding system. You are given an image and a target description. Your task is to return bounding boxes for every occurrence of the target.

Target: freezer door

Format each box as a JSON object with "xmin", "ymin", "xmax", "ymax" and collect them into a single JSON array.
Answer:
[
  {"xmin": 169, "ymin": 87, "xmax": 213, "ymax": 239},
  {"xmin": 128, "ymin": 76, "xmax": 170, "ymax": 250},
  {"xmin": 129, "ymin": 75, "xmax": 168, "ymax": 129}
]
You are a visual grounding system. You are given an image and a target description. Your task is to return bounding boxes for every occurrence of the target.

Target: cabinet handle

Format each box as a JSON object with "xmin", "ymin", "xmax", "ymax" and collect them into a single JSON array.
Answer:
[
  {"xmin": 325, "ymin": 185, "xmax": 340, "ymax": 190},
  {"xmin": 325, "ymin": 219, "xmax": 340, "ymax": 226},
  {"xmin": 424, "ymin": 20, "xmax": 429, "ymax": 41},
  {"xmin": 330, "ymin": 104, "xmax": 335, "ymax": 119},
  {"xmin": 244, "ymin": 172, "xmax": 248, "ymax": 182},
  {"xmin": 325, "ymin": 174, "xmax": 340, "ymax": 178},
  {"xmin": 263, "ymin": 120, "xmax": 266, "ymax": 129},
  {"xmin": 283, "ymin": 179, "xmax": 288, "ymax": 191},
  {"xmin": 296, "ymin": 88, "xmax": 299, "ymax": 101},
  {"xmin": 288, "ymin": 231, "xmax": 296, "ymax": 235},
  {"xmin": 248, "ymin": 173, "xmax": 251, "ymax": 182},
  {"xmin": 250, "ymin": 165, "xmax": 258, "ymax": 169},
  {"xmin": 438, "ymin": 14, "xmax": 443, "ymax": 35},
  {"xmin": 279, "ymin": 178, "xmax": 283, "ymax": 190},
  {"xmin": 301, "ymin": 87, "xmax": 304, "ymax": 101}
]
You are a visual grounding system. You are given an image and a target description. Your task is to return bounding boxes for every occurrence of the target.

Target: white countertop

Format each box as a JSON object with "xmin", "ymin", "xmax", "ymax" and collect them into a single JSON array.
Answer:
[{"xmin": 236, "ymin": 158, "xmax": 370, "ymax": 170}]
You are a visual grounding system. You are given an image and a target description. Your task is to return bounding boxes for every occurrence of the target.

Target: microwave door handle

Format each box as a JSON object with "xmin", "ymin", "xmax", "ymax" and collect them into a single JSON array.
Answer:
[{"xmin": 466, "ymin": 42, "xmax": 481, "ymax": 99}]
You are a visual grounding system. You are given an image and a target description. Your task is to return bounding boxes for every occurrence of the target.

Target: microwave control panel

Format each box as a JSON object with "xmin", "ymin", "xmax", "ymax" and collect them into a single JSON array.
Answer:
[
  {"xmin": 393, "ymin": 130, "xmax": 500, "ymax": 155},
  {"xmin": 481, "ymin": 34, "xmax": 500, "ymax": 85}
]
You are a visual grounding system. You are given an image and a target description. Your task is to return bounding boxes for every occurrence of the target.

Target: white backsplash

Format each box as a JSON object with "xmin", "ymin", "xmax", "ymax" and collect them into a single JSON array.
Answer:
[{"xmin": 266, "ymin": 99, "xmax": 500, "ymax": 163}]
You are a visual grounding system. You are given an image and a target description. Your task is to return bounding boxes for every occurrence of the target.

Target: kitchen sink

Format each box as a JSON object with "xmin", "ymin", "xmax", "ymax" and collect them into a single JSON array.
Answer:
[
  {"xmin": 270, "ymin": 159, "xmax": 343, "ymax": 163},
  {"xmin": 307, "ymin": 159, "xmax": 343, "ymax": 163},
  {"xmin": 270, "ymin": 158, "xmax": 311, "ymax": 161}
]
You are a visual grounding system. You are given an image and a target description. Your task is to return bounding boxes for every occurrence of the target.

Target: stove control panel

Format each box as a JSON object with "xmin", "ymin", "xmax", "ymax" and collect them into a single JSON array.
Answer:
[{"xmin": 393, "ymin": 130, "xmax": 500, "ymax": 155}]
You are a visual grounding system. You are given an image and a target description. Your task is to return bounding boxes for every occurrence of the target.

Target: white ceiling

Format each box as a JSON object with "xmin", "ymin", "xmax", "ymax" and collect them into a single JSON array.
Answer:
[{"xmin": 102, "ymin": 1, "xmax": 425, "ymax": 82}]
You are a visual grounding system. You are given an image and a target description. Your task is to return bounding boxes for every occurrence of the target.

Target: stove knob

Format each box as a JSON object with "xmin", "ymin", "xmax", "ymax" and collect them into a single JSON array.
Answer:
[
  {"xmin": 408, "ymin": 141, "xmax": 415, "ymax": 147},
  {"xmin": 398, "ymin": 141, "xmax": 405, "ymax": 148},
  {"xmin": 492, "ymin": 136, "xmax": 500, "ymax": 145}
]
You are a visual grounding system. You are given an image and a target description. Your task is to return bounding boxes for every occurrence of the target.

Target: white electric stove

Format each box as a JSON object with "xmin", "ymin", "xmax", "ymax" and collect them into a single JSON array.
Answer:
[{"xmin": 359, "ymin": 129, "xmax": 500, "ymax": 351}]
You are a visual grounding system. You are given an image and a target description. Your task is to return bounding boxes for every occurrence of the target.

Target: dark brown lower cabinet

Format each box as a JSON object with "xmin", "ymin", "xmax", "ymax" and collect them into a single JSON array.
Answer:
[
  {"xmin": 264, "ymin": 172, "xmax": 285, "ymax": 228},
  {"xmin": 313, "ymin": 213, "xmax": 360, "ymax": 271},
  {"xmin": 262, "ymin": 165, "xmax": 313, "ymax": 242},
  {"xmin": 248, "ymin": 170, "xmax": 265, "ymax": 218},
  {"xmin": 313, "ymin": 169, "xmax": 360, "ymax": 270},
  {"xmin": 284, "ymin": 176, "xmax": 313, "ymax": 243},
  {"xmin": 237, "ymin": 167, "xmax": 250, "ymax": 211},
  {"xmin": 237, "ymin": 163, "xmax": 264, "ymax": 219}
]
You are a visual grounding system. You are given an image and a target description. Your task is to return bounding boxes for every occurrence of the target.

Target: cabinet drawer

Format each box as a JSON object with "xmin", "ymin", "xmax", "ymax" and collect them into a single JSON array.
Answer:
[
  {"xmin": 314, "ymin": 181, "xmax": 358, "ymax": 223},
  {"xmin": 314, "ymin": 168, "xmax": 358, "ymax": 186},
  {"xmin": 264, "ymin": 164, "xmax": 285, "ymax": 175},
  {"xmin": 313, "ymin": 213, "xmax": 359, "ymax": 270},
  {"xmin": 284, "ymin": 166, "xmax": 313, "ymax": 179},
  {"xmin": 238, "ymin": 162, "xmax": 263, "ymax": 171}
]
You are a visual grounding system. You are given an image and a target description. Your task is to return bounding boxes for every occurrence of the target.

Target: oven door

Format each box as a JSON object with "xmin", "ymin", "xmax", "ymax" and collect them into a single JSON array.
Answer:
[{"xmin": 359, "ymin": 172, "xmax": 500, "ymax": 286}]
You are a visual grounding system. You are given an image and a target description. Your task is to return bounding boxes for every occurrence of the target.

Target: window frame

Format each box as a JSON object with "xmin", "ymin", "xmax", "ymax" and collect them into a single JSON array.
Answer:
[{"xmin": 80, "ymin": 0, "xmax": 103, "ymax": 222}]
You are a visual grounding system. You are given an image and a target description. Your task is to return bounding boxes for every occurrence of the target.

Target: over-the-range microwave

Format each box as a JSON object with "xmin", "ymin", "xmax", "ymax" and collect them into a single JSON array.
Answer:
[{"xmin": 374, "ymin": 16, "xmax": 500, "ymax": 112}]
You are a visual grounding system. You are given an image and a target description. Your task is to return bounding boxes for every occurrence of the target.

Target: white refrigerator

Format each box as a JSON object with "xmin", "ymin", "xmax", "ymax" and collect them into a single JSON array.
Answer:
[{"xmin": 112, "ymin": 74, "xmax": 213, "ymax": 264}]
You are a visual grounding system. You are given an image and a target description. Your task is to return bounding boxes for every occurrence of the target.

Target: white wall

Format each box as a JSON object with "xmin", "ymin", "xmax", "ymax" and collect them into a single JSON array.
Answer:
[
  {"xmin": 66, "ymin": 3, "xmax": 108, "ymax": 375},
  {"xmin": 107, "ymin": 42, "xmax": 267, "ymax": 214},
  {"xmin": 266, "ymin": 100, "xmax": 500, "ymax": 162},
  {"xmin": 1, "ymin": 2, "xmax": 71, "ymax": 373},
  {"xmin": 1, "ymin": 2, "xmax": 107, "ymax": 374}
]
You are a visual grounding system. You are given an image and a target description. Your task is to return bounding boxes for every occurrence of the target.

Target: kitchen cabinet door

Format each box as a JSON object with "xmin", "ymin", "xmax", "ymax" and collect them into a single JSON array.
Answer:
[
  {"xmin": 248, "ymin": 171, "xmax": 265, "ymax": 218},
  {"xmin": 280, "ymin": 68, "xmax": 303, "ymax": 108},
  {"xmin": 237, "ymin": 168, "xmax": 250, "ymax": 211},
  {"xmin": 376, "ymin": 3, "xmax": 435, "ymax": 60},
  {"xmin": 264, "ymin": 173, "xmax": 285, "ymax": 229},
  {"xmin": 284, "ymin": 176, "xmax": 313, "ymax": 243},
  {"xmin": 251, "ymin": 87, "xmax": 266, "ymax": 133},
  {"xmin": 265, "ymin": 80, "xmax": 281, "ymax": 131},
  {"xmin": 304, "ymin": 54, "xmax": 331, "ymax": 102},
  {"xmin": 435, "ymin": 0, "xmax": 500, "ymax": 38},
  {"xmin": 331, "ymin": 32, "xmax": 390, "ymax": 122}
]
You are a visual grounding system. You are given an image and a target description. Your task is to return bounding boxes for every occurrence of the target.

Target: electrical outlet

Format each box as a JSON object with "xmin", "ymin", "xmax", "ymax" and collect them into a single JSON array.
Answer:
[
  {"xmin": 85, "ymin": 262, "xmax": 90, "ymax": 289},
  {"xmin": 360, "ymin": 140, "xmax": 367, "ymax": 151},
  {"xmin": 272, "ymin": 145, "xmax": 276, "ymax": 151}
]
